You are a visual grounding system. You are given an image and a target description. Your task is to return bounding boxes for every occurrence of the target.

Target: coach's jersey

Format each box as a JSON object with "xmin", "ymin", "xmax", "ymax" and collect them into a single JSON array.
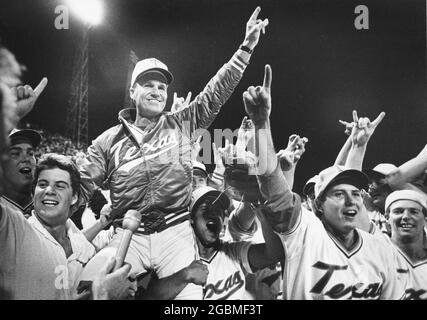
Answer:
[
  {"xmin": 279, "ymin": 208, "xmax": 406, "ymax": 300},
  {"xmin": 201, "ymin": 241, "xmax": 253, "ymax": 300},
  {"xmin": 394, "ymin": 248, "xmax": 427, "ymax": 300}
]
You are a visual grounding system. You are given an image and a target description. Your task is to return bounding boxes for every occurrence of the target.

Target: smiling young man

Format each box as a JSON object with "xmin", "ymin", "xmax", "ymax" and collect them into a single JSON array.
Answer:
[
  {"xmin": 0, "ymin": 129, "xmax": 41, "ymax": 218},
  {"xmin": 0, "ymin": 154, "xmax": 97, "ymax": 299},
  {"xmin": 242, "ymin": 64, "xmax": 405, "ymax": 300},
  {"xmin": 78, "ymin": 8, "xmax": 269, "ymax": 299},
  {"xmin": 385, "ymin": 190, "xmax": 427, "ymax": 300}
]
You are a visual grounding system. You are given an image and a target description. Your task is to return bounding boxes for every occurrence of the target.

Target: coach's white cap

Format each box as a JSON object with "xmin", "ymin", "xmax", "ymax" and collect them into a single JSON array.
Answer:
[
  {"xmin": 385, "ymin": 190, "xmax": 427, "ymax": 214},
  {"xmin": 315, "ymin": 165, "xmax": 369, "ymax": 200},
  {"xmin": 190, "ymin": 186, "xmax": 230, "ymax": 215},
  {"xmin": 131, "ymin": 58, "xmax": 173, "ymax": 87}
]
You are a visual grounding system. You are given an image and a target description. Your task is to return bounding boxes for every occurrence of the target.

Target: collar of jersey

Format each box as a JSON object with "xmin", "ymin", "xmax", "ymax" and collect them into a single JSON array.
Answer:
[
  {"xmin": 326, "ymin": 229, "xmax": 363, "ymax": 258},
  {"xmin": 395, "ymin": 246, "xmax": 427, "ymax": 268}
]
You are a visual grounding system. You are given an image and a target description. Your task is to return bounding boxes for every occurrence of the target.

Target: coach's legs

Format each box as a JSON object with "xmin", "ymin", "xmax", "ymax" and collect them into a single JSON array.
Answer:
[
  {"xmin": 80, "ymin": 229, "xmax": 150, "ymax": 281},
  {"xmin": 152, "ymin": 220, "xmax": 202, "ymax": 300}
]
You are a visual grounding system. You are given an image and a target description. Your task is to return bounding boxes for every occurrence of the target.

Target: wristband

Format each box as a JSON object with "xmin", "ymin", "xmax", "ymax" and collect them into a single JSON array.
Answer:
[{"xmin": 239, "ymin": 45, "xmax": 253, "ymax": 54}]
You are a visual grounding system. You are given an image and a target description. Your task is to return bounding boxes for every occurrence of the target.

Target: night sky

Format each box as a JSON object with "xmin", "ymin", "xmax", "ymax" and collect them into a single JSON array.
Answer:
[{"xmin": 1, "ymin": 0, "xmax": 425, "ymax": 194}]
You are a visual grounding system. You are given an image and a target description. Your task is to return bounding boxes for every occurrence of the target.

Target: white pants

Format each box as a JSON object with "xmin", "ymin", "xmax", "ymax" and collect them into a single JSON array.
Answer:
[{"xmin": 80, "ymin": 220, "xmax": 202, "ymax": 299}]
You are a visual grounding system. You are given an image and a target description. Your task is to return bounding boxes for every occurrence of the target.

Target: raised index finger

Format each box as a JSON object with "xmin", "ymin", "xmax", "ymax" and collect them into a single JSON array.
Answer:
[
  {"xmin": 263, "ymin": 64, "xmax": 272, "ymax": 89},
  {"xmin": 34, "ymin": 77, "xmax": 48, "ymax": 96},
  {"xmin": 249, "ymin": 6, "xmax": 261, "ymax": 21}
]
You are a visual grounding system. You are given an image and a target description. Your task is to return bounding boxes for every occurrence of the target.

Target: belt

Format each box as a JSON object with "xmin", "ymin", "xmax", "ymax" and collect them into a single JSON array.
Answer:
[{"xmin": 115, "ymin": 207, "xmax": 190, "ymax": 235}]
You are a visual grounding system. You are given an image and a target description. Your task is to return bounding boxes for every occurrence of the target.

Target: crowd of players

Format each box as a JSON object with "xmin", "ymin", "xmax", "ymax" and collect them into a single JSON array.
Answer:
[{"xmin": 0, "ymin": 7, "xmax": 426, "ymax": 300}]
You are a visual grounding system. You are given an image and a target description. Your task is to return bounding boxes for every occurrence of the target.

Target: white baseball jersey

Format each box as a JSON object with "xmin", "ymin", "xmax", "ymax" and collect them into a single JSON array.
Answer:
[
  {"xmin": 278, "ymin": 207, "xmax": 406, "ymax": 300},
  {"xmin": 201, "ymin": 241, "xmax": 253, "ymax": 300},
  {"xmin": 394, "ymin": 248, "xmax": 427, "ymax": 300}
]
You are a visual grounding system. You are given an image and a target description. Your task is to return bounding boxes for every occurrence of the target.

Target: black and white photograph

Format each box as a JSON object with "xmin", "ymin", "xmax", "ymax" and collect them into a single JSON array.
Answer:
[{"xmin": 0, "ymin": 0, "xmax": 426, "ymax": 309}]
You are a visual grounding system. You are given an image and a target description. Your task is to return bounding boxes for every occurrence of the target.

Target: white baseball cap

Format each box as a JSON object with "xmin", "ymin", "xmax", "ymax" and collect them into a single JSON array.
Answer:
[
  {"xmin": 192, "ymin": 161, "xmax": 208, "ymax": 177},
  {"xmin": 315, "ymin": 165, "xmax": 369, "ymax": 200},
  {"xmin": 385, "ymin": 189, "xmax": 427, "ymax": 214},
  {"xmin": 364, "ymin": 163, "xmax": 397, "ymax": 180},
  {"xmin": 303, "ymin": 175, "xmax": 319, "ymax": 196},
  {"xmin": 131, "ymin": 58, "xmax": 173, "ymax": 87},
  {"xmin": 9, "ymin": 128, "xmax": 41, "ymax": 148},
  {"xmin": 190, "ymin": 186, "xmax": 230, "ymax": 215}
]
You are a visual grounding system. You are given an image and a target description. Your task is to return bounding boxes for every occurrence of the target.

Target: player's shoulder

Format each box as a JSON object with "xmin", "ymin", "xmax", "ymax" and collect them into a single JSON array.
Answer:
[
  {"xmin": 91, "ymin": 124, "xmax": 124, "ymax": 148},
  {"xmin": 358, "ymin": 228, "xmax": 397, "ymax": 258}
]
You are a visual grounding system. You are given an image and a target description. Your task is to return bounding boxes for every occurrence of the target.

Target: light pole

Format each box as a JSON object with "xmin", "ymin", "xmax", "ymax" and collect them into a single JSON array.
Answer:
[{"xmin": 65, "ymin": 0, "xmax": 103, "ymax": 148}]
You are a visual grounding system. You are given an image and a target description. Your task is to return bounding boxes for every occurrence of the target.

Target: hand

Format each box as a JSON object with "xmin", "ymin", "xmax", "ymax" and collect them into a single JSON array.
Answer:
[
  {"xmin": 191, "ymin": 135, "xmax": 203, "ymax": 161},
  {"xmin": 243, "ymin": 7, "xmax": 269, "ymax": 50},
  {"xmin": 293, "ymin": 135, "xmax": 308, "ymax": 162},
  {"xmin": 184, "ymin": 260, "xmax": 209, "ymax": 286},
  {"xmin": 277, "ymin": 148, "xmax": 295, "ymax": 172},
  {"xmin": 338, "ymin": 119, "xmax": 354, "ymax": 136},
  {"xmin": 171, "ymin": 91, "xmax": 192, "ymax": 113},
  {"xmin": 92, "ymin": 257, "xmax": 136, "ymax": 300},
  {"xmin": 218, "ymin": 139, "xmax": 234, "ymax": 166},
  {"xmin": 277, "ymin": 135, "xmax": 308, "ymax": 171},
  {"xmin": 243, "ymin": 64, "xmax": 272, "ymax": 123},
  {"xmin": 212, "ymin": 142, "xmax": 225, "ymax": 171},
  {"xmin": 99, "ymin": 204, "xmax": 113, "ymax": 228},
  {"xmin": 236, "ymin": 116, "xmax": 255, "ymax": 153},
  {"xmin": 349, "ymin": 110, "xmax": 385, "ymax": 146},
  {"xmin": 12, "ymin": 77, "xmax": 48, "ymax": 120}
]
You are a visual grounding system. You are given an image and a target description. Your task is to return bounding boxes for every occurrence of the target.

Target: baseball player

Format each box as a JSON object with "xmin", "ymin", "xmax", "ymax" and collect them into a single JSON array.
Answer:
[
  {"xmin": 1, "ymin": 129, "xmax": 41, "ymax": 218},
  {"xmin": 78, "ymin": 8, "xmax": 269, "ymax": 299},
  {"xmin": 141, "ymin": 186, "xmax": 284, "ymax": 300},
  {"xmin": 385, "ymin": 190, "xmax": 427, "ymax": 300},
  {"xmin": 242, "ymin": 64, "xmax": 406, "ymax": 300}
]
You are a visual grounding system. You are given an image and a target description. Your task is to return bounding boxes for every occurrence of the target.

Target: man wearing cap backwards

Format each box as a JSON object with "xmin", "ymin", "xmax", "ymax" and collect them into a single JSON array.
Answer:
[
  {"xmin": 142, "ymin": 186, "xmax": 284, "ymax": 300},
  {"xmin": 0, "ymin": 129, "xmax": 41, "ymax": 218},
  {"xmin": 78, "ymin": 8, "xmax": 269, "ymax": 299},
  {"xmin": 242, "ymin": 64, "xmax": 405, "ymax": 299},
  {"xmin": 385, "ymin": 190, "xmax": 427, "ymax": 300}
]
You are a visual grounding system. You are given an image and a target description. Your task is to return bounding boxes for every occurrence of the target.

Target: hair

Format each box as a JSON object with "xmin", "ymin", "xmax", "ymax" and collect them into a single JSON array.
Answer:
[
  {"xmin": 34, "ymin": 153, "xmax": 81, "ymax": 196},
  {"xmin": 313, "ymin": 196, "xmax": 325, "ymax": 218}
]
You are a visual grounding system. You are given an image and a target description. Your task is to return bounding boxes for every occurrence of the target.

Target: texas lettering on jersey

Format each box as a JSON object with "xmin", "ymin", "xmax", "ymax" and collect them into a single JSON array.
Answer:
[
  {"xmin": 110, "ymin": 132, "xmax": 179, "ymax": 173},
  {"xmin": 203, "ymin": 270, "xmax": 244, "ymax": 300},
  {"xmin": 310, "ymin": 261, "xmax": 383, "ymax": 299},
  {"xmin": 403, "ymin": 288, "xmax": 427, "ymax": 300}
]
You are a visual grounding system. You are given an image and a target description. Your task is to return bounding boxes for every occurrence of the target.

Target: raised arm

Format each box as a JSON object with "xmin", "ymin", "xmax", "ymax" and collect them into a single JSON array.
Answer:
[
  {"xmin": 247, "ymin": 209, "xmax": 285, "ymax": 272},
  {"xmin": 174, "ymin": 7, "xmax": 269, "ymax": 138},
  {"xmin": 243, "ymin": 65, "xmax": 301, "ymax": 233},
  {"xmin": 334, "ymin": 119, "xmax": 354, "ymax": 166},
  {"xmin": 277, "ymin": 134, "xmax": 308, "ymax": 190},
  {"xmin": 386, "ymin": 144, "xmax": 427, "ymax": 190}
]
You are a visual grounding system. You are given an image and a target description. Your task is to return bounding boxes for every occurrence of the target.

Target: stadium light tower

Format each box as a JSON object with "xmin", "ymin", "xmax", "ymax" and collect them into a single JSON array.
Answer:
[{"xmin": 65, "ymin": 0, "xmax": 103, "ymax": 148}]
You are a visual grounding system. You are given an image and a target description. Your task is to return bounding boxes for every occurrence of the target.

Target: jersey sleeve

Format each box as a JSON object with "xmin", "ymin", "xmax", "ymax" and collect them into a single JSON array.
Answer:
[
  {"xmin": 171, "ymin": 54, "xmax": 248, "ymax": 139},
  {"xmin": 223, "ymin": 241, "xmax": 253, "ymax": 274},
  {"xmin": 256, "ymin": 163, "xmax": 302, "ymax": 234}
]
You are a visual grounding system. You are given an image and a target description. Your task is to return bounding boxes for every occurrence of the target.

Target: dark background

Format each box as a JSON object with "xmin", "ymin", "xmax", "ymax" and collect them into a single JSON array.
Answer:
[{"xmin": 0, "ymin": 0, "xmax": 425, "ymax": 194}]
